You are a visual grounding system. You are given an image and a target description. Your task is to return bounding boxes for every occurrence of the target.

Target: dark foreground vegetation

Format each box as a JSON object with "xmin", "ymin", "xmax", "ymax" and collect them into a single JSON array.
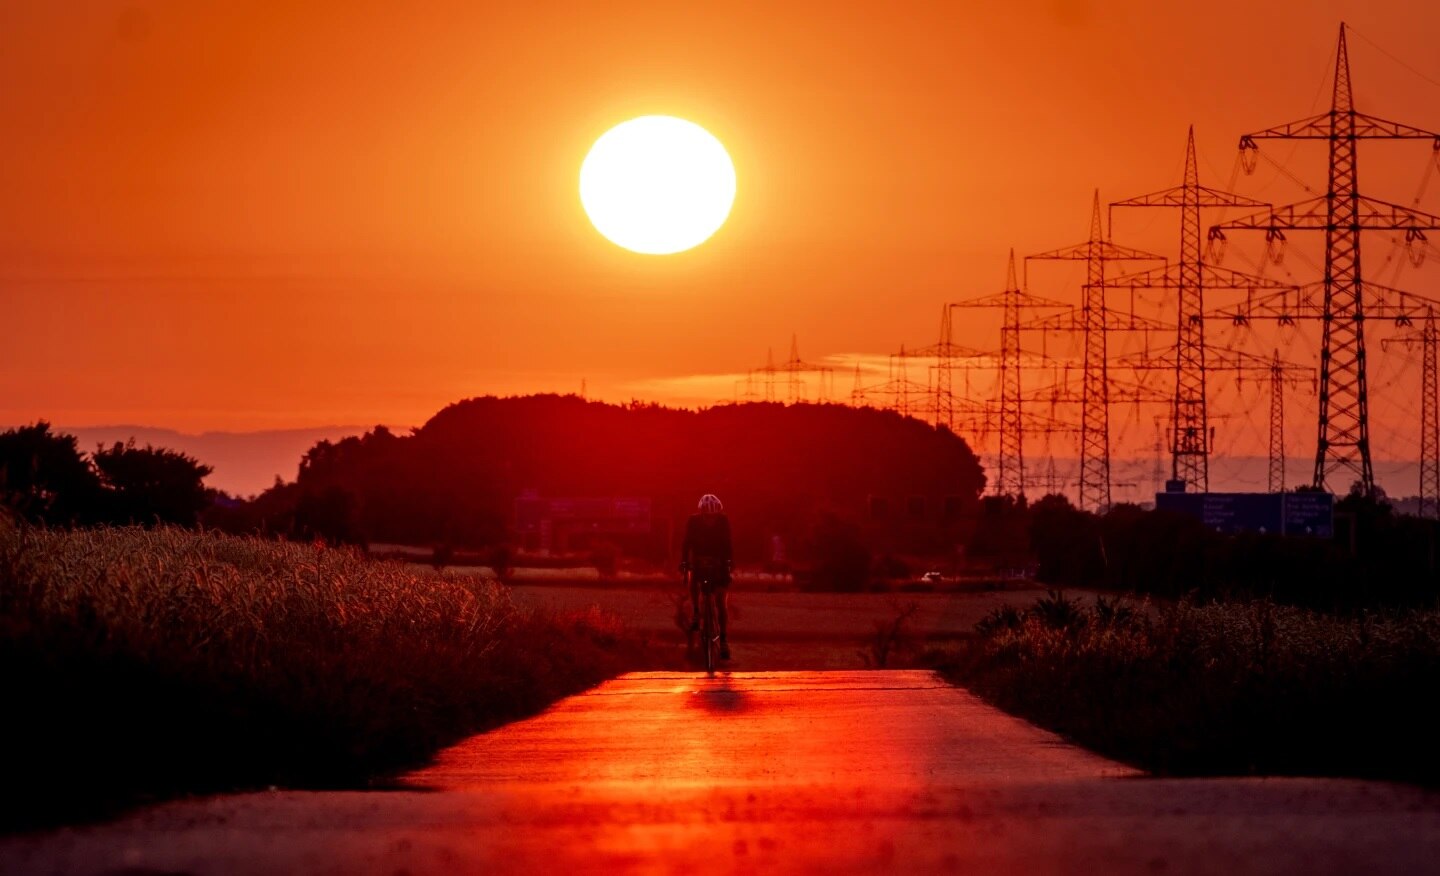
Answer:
[
  {"xmin": 934, "ymin": 592, "xmax": 1440, "ymax": 782},
  {"xmin": 970, "ymin": 490, "xmax": 1440, "ymax": 610},
  {"xmin": 0, "ymin": 520, "xmax": 655, "ymax": 830}
]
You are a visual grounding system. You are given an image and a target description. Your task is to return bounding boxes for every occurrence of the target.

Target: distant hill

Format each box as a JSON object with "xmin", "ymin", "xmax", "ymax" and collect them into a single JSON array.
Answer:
[{"xmin": 50, "ymin": 425, "xmax": 387, "ymax": 498}]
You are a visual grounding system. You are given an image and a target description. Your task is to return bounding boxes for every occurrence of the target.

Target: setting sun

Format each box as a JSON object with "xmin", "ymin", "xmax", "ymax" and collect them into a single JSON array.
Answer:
[{"xmin": 579, "ymin": 115, "xmax": 736, "ymax": 255}]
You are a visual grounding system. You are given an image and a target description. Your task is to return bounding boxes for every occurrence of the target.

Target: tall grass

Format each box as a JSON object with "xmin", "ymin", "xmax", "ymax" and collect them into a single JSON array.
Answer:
[
  {"xmin": 0, "ymin": 519, "xmax": 654, "ymax": 827},
  {"xmin": 935, "ymin": 592, "xmax": 1440, "ymax": 782}
]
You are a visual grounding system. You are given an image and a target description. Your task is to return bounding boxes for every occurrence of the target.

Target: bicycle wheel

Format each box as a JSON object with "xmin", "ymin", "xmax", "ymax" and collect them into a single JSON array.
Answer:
[{"xmin": 702, "ymin": 588, "xmax": 716, "ymax": 675}]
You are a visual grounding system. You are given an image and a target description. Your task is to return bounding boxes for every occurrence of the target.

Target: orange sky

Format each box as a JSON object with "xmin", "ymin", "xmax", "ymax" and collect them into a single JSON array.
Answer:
[{"xmin": 3, "ymin": 0, "xmax": 1440, "ymax": 462}]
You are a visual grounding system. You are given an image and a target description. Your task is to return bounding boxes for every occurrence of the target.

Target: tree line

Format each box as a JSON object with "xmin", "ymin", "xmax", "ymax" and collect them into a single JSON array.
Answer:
[
  {"xmin": 2, "ymin": 398, "xmax": 990, "ymax": 592},
  {"xmin": 974, "ymin": 489, "xmax": 1440, "ymax": 610},
  {"xmin": 14, "ymin": 398, "xmax": 1433, "ymax": 605},
  {"xmin": 207, "ymin": 395, "xmax": 989, "ymax": 577},
  {"xmin": 0, "ymin": 422, "xmax": 213, "ymax": 527}
]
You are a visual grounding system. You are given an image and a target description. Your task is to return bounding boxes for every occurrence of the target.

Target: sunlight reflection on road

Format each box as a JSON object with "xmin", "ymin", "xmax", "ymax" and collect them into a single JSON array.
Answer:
[{"xmin": 405, "ymin": 671, "xmax": 1131, "ymax": 792}]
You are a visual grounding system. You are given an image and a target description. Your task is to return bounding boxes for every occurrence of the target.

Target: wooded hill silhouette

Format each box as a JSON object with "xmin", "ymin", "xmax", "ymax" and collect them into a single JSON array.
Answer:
[{"xmin": 262, "ymin": 395, "xmax": 986, "ymax": 562}]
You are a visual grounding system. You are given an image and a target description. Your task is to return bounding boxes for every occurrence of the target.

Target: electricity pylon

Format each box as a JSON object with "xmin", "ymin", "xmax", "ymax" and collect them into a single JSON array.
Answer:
[
  {"xmin": 1262, "ymin": 347, "xmax": 1319, "ymax": 494},
  {"xmin": 1382, "ymin": 308, "xmax": 1440, "ymax": 518},
  {"xmin": 849, "ymin": 362, "xmax": 867, "ymax": 406},
  {"xmin": 951, "ymin": 250, "xmax": 1066, "ymax": 498},
  {"xmin": 928, "ymin": 306, "xmax": 958, "ymax": 430},
  {"xmin": 1107, "ymin": 126, "xmax": 1294, "ymax": 494},
  {"xmin": 1269, "ymin": 350, "xmax": 1286, "ymax": 493},
  {"xmin": 854, "ymin": 344, "xmax": 932, "ymax": 418},
  {"xmin": 1211, "ymin": 24, "xmax": 1440, "ymax": 495},
  {"xmin": 1112, "ymin": 342, "xmax": 1311, "ymax": 494},
  {"xmin": 886, "ymin": 306, "xmax": 989, "ymax": 432},
  {"xmin": 1024, "ymin": 190, "xmax": 1166, "ymax": 511},
  {"xmin": 749, "ymin": 337, "xmax": 835, "ymax": 402}
]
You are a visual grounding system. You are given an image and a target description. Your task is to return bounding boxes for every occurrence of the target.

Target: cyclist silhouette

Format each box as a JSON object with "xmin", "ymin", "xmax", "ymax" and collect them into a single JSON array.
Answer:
[{"xmin": 680, "ymin": 493, "xmax": 733, "ymax": 659}]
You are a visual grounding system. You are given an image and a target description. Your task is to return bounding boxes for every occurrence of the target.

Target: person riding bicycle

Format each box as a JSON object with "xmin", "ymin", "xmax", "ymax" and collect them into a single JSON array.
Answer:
[{"xmin": 680, "ymin": 493, "xmax": 733, "ymax": 660}]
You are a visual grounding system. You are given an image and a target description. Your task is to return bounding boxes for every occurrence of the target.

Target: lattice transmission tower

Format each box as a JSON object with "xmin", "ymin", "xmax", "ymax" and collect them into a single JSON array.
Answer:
[
  {"xmin": 747, "ymin": 336, "xmax": 835, "ymax": 403},
  {"xmin": 1212, "ymin": 24, "xmax": 1440, "ymax": 495},
  {"xmin": 1269, "ymin": 350, "xmax": 1286, "ymax": 492},
  {"xmin": 917, "ymin": 305, "xmax": 984, "ymax": 432},
  {"xmin": 951, "ymin": 250, "xmax": 1066, "ymax": 497},
  {"xmin": 1107, "ymin": 126, "xmax": 1295, "ymax": 493},
  {"xmin": 1024, "ymin": 191, "xmax": 1166, "ymax": 510},
  {"xmin": 1381, "ymin": 308, "xmax": 1440, "ymax": 518},
  {"xmin": 850, "ymin": 362, "xmax": 867, "ymax": 406},
  {"xmin": 865, "ymin": 306, "xmax": 991, "ymax": 432}
]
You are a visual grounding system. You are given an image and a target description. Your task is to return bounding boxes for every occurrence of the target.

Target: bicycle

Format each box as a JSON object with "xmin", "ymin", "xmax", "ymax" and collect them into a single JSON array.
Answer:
[{"xmin": 687, "ymin": 565, "xmax": 723, "ymax": 676}]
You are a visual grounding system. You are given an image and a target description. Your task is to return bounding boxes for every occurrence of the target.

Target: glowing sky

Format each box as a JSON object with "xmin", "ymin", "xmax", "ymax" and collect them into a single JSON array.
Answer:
[{"xmin": 3, "ymin": 0, "xmax": 1439, "ymax": 473}]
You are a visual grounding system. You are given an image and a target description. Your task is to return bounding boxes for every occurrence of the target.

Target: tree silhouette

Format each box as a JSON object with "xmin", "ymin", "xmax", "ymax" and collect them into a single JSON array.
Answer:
[
  {"xmin": 92, "ymin": 441, "xmax": 214, "ymax": 526},
  {"xmin": 260, "ymin": 396, "xmax": 987, "ymax": 560},
  {"xmin": 966, "ymin": 494, "xmax": 1031, "ymax": 569},
  {"xmin": 0, "ymin": 422, "xmax": 101, "ymax": 525},
  {"xmin": 292, "ymin": 485, "xmax": 364, "ymax": 546},
  {"xmin": 1029, "ymin": 493, "xmax": 1104, "ymax": 586},
  {"xmin": 803, "ymin": 512, "xmax": 871, "ymax": 591}
]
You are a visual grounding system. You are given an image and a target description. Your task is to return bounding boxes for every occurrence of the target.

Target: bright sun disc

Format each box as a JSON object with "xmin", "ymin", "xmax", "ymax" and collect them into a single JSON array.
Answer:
[{"xmin": 580, "ymin": 116, "xmax": 736, "ymax": 255}]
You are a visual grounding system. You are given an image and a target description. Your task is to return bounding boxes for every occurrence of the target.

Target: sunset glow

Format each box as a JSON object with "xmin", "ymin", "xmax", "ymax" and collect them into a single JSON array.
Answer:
[{"xmin": 4, "ymin": 2, "xmax": 1440, "ymax": 501}]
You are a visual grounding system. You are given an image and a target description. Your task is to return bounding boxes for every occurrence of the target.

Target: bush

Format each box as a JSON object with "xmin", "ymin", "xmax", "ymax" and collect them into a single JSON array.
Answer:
[
  {"xmin": 975, "ymin": 603, "xmax": 1024, "ymax": 637},
  {"xmin": 1028, "ymin": 590, "xmax": 1087, "ymax": 630},
  {"xmin": 1092, "ymin": 595, "xmax": 1137, "ymax": 630}
]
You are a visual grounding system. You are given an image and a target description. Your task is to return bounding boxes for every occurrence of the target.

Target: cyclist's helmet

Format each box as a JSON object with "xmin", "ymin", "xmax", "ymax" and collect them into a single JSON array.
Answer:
[{"xmin": 698, "ymin": 494, "xmax": 724, "ymax": 513}]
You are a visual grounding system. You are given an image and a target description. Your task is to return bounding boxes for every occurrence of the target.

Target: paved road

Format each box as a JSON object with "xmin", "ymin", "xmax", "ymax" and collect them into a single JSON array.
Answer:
[{"xmin": 6, "ymin": 671, "xmax": 1440, "ymax": 874}]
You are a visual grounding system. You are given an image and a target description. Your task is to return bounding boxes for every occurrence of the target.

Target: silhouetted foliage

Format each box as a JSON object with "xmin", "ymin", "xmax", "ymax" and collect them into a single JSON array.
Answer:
[
  {"xmin": 292, "ymin": 485, "xmax": 364, "ymax": 546},
  {"xmin": 0, "ymin": 422, "xmax": 102, "ymax": 525},
  {"xmin": 940, "ymin": 594, "xmax": 1440, "ymax": 783},
  {"xmin": 1008, "ymin": 492, "xmax": 1440, "ymax": 610},
  {"xmin": 202, "ymin": 476, "xmax": 302, "ymax": 537},
  {"xmin": 2, "ymin": 525, "xmax": 655, "ymax": 828},
  {"xmin": 1091, "ymin": 594, "xmax": 1137, "ymax": 629},
  {"xmin": 92, "ymin": 441, "xmax": 213, "ymax": 526},
  {"xmin": 241, "ymin": 397, "xmax": 987, "ymax": 572},
  {"xmin": 1029, "ymin": 494, "xmax": 1105, "ymax": 586},
  {"xmin": 974, "ymin": 603, "xmax": 1025, "ymax": 637},
  {"xmin": 871, "ymin": 553, "xmax": 912, "ymax": 583},
  {"xmin": 965, "ymin": 494, "xmax": 1031, "ymax": 568},
  {"xmin": 1028, "ymin": 589, "xmax": 1088, "ymax": 630},
  {"xmin": 803, "ymin": 512, "xmax": 871, "ymax": 591},
  {"xmin": 1, "ymin": 424, "xmax": 217, "ymax": 529}
]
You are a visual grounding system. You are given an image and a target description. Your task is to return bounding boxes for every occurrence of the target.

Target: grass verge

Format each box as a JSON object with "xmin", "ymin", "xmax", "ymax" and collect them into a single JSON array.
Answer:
[
  {"xmin": 0, "ymin": 521, "xmax": 657, "ymax": 830},
  {"xmin": 930, "ymin": 592, "xmax": 1440, "ymax": 783}
]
